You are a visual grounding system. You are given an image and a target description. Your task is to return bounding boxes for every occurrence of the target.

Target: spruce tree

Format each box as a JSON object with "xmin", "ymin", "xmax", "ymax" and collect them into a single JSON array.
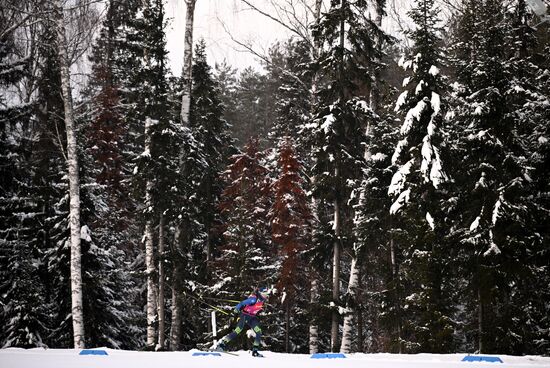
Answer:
[
  {"xmin": 388, "ymin": 0, "xmax": 453, "ymax": 353},
  {"xmin": 79, "ymin": 0, "xmax": 148, "ymax": 348},
  {"xmin": 0, "ymin": 10, "xmax": 48, "ymax": 347},
  {"xmin": 230, "ymin": 68, "xmax": 275, "ymax": 147},
  {"xmin": 270, "ymin": 137, "xmax": 312, "ymax": 353},
  {"xmin": 310, "ymin": 0, "xmax": 379, "ymax": 351},
  {"xmin": 213, "ymin": 60, "xmax": 239, "ymax": 140},
  {"xmin": 213, "ymin": 139, "xmax": 273, "ymax": 348},
  {"xmin": 449, "ymin": 0, "xmax": 549, "ymax": 354},
  {"xmin": 32, "ymin": 9, "xmax": 73, "ymax": 347},
  {"xmin": 268, "ymin": 39, "xmax": 313, "ymax": 160},
  {"xmin": 189, "ymin": 39, "xmax": 234, "ymax": 276}
]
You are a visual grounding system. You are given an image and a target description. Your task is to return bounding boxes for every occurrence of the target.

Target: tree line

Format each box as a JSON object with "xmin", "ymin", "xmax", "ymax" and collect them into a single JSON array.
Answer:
[{"xmin": 1, "ymin": 0, "xmax": 549, "ymax": 356}]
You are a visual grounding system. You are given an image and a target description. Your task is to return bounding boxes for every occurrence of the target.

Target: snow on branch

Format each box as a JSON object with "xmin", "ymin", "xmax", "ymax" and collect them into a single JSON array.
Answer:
[{"xmin": 388, "ymin": 159, "xmax": 414, "ymax": 196}]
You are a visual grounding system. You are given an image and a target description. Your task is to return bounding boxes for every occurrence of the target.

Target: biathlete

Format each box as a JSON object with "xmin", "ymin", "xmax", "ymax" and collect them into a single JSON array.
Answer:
[{"xmin": 215, "ymin": 287, "xmax": 270, "ymax": 357}]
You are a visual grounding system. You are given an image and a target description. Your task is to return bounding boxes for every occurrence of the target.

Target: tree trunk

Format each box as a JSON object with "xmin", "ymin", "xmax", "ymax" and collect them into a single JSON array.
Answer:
[
  {"xmin": 144, "ymin": 117, "xmax": 157, "ymax": 347},
  {"xmin": 309, "ymin": 277, "xmax": 320, "ymax": 354},
  {"xmin": 340, "ymin": 256, "xmax": 359, "ymax": 353},
  {"xmin": 54, "ymin": 0, "xmax": 85, "ymax": 349},
  {"xmin": 308, "ymin": 1, "xmax": 323, "ymax": 354},
  {"xmin": 310, "ymin": 0, "xmax": 323, "ymax": 107},
  {"xmin": 157, "ymin": 214, "xmax": 166, "ymax": 350},
  {"xmin": 366, "ymin": 0, "xmax": 384, "ymax": 160},
  {"xmin": 331, "ymin": 0, "xmax": 346, "ymax": 351},
  {"xmin": 357, "ymin": 302, "xmax": 363, "ymax": 352},
  {"xmin": 172, "ymin": 3, "xmax": 196, "ymax": 344},
  {"xmin": 180, "ymin": 0, "xmax": 197, "ymax": 126},
  {"xmin": 170, "ymin": 226, "xmax": 184, "ymax": 350},
  {"xmin": 285, "ymin": 300, "xmax": 290, "ymax": 353},
  {"xmin": 205, "ymin": 175, "xmax": 213, "ymax": 280},
  {"xmin": 170, "ymin": 275, "xmax": 183, "ymax": 350},
  {"xmin": 331, "ymin": 178, "xmax": 341, "ymax": 352},
  {"xmin": 389, "ymin": 225, "xmax": 402, "ymax": 353},
  {"xmin": 478, "ymin": 285, "xmax": 484, "ymax": 353}
]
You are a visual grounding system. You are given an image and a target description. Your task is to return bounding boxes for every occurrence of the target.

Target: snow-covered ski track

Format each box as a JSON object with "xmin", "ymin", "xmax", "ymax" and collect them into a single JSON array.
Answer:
[{"xmin": 2, "ymin": 348, "xmax": 550, "ymax": 368}]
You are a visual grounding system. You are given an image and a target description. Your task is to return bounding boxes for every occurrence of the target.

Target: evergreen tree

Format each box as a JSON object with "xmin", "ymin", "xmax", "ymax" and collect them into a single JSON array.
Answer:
[
  {"xmin": 213, "ymin": 60, "xmax": 239, "ymax": 140},
  {"xmin": 309, "ymin": 0, "xmax": 379, "ymax": 351},
  {"xmin": 0, "ymin": 8, "xmax": 48, "ymax": 347},
  {"xmin": 213, "ymin": 139, "xmax": 273, "ymax": 322},
  {"xmin": 268, "ymin": 39, "xmax": 313, "ymax": 160},
  {"xmin": 270, "ymin": 137, "xmax": 312, "ymax": 353},
  {"xmin": 31, "ymin": 8, "xmax": 73, "ymax": 347},
  {"xmin": 449, "ymin": 0, "xmax": 549, "ymax": 354},
  {"xmin": 230, "ymin": 67, "xmax": 276, "ymax": 147},
  {"xmin": 353, "ymin": 116, "xmax": 398, "ymax": 353},
  {"xmin": 189, "ymin": 39, "xmax": 235, "ymax": 275},
  {"xmin": 388, "ymin": 0, "xmax": 453, "ymax": 353},
  {"xmin": 78, "ymin": 0, "xmax": 148, "ymax": 349}
]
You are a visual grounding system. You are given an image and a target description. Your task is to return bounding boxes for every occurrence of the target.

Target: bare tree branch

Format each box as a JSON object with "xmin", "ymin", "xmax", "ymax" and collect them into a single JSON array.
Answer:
[
  {"xmin": 217, "ymin": 15, "xmax": 310, "ymax": 90},
  {"xmin": 239, "ymin": 0, "xmax": 314, "ymax": 49}
]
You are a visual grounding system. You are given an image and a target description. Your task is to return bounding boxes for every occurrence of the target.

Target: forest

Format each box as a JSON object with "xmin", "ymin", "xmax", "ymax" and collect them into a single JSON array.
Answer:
[{"xmin": 0, "ymin": 0, "xmax": 549, "ymax": 357}]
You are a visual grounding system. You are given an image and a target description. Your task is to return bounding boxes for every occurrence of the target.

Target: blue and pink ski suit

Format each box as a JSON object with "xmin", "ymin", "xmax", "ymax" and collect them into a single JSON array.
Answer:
[{"xmin": 221, "ymin": 292, "xmax": 266, "ymax": 349}]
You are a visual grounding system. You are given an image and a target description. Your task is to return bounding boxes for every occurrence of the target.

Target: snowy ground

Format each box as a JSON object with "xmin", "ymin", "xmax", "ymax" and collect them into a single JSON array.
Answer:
[{"xmin": 1, "ymin": 347, "xmax": 549, "ymax": 368}]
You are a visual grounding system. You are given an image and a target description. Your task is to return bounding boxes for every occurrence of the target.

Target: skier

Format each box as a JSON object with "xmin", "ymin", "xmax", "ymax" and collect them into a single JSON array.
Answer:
[{"xmin": 215, "ymin": 287, "xmax": 270, "ymax": 357}]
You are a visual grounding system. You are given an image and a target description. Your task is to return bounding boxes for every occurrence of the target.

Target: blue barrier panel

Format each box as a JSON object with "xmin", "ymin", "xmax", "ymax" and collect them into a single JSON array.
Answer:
[
  {"xmin": 311, "ymin": 353, "xmax": 346, "ymax": 359},
  {"xmin": 462, "ymin": 356, "xmax": 503, "ymax": 363},
  {"xmin": 79, "ymin": 350, "xmax": 108, "ymax": 356},
  {"xmin": 192, "ymin": 352, "xmax": 222, "ymax": 357}
]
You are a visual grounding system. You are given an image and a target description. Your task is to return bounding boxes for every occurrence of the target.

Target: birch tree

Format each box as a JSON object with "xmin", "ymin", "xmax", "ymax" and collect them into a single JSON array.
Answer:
[
  {"xmin": 53, "ymin": 0, "xmax": 85, "ymax": 349},
  {"xmin": 180, "ymin": 0, "xmax": 197, "ymax": 126},
  {"xmin": 309, "ymin": 0, "xmax": 323, "ymax": 354},
  {"xmin": 169, "ymin": 0, "xmax": 200, "ymax": 350},
  {"xmin": 340, "ymin": 0, "xmax": 392, "ymax": 353},
  {"xmin": 144, "ymin": 117, "xmax": 157, "ymax": 347},
  {"xmin": 157, "ymin": 214, "xmax": 166, "ymax": 349},
  {"xmin": 310, "ymin": 0, "xmax": 374, "ymax": 351}
]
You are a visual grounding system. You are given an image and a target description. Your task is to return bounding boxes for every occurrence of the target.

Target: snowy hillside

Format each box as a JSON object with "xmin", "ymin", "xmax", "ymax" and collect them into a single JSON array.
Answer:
[{"xmin": 1, "ymin": 348, "xmax": 550, "ymax": 368}]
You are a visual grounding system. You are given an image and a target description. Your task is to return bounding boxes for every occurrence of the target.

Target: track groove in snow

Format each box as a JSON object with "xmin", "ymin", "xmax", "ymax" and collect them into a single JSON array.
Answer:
[{"xmin": 1, "ymin": 348, "xmax": 549, "ymax": 368}]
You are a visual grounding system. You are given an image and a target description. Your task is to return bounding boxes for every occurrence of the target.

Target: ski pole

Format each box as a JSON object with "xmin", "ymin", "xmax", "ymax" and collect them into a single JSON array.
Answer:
[
  {"xmin": 183, "ymin": 291, "xmax": 230, "ymax": 315},
  {"xmin": 183, "ymin": 290, "xmax": 240, "ymax": 304},
  {"xmin": 200, "ymin": 295, "xmax": 241, "ymax": 304}
]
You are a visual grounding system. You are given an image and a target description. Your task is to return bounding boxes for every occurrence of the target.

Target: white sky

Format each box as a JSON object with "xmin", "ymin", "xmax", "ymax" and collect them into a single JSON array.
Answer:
[
  {"xmin": 165, "ymin": 0, "xmax": 292, "ymax": 74},
  {"xmin": 163, "ymin": 0, "xmax": 455, "ymax": 76}
]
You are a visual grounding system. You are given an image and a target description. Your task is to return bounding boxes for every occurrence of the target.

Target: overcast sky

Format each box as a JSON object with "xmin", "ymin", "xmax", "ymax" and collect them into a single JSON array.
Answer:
[
  {"xmin": 165, "ymin": 0, "xmax": 292, "ymax": 75},
  {"xmin": 163, "ymin": 0, "xmax": 426, "ymax": 76}
]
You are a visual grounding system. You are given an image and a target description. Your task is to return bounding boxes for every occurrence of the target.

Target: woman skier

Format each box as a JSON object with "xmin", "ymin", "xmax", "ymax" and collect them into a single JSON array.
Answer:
[{"xmin": 215, "ymin": 287, "xmax": 270, "ymax": 357}]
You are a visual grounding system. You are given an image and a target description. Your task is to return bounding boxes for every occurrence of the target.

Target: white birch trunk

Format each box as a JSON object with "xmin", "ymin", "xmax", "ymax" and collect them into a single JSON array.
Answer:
[
  {"xmin": 170, "ymin": 282, "xmax": 182, "ymax": 350},
  {"xmin": 331, "ymin": 167, "xmax": 341, "ymax": 352},
  {"xmin": 310, "ymin": 0, "xmax": 323, "ymax": 107},
  {"xmin": 340, "ymin": 257, "xmax": 360, "ymax": 353},
  {"xmin": 330, "ymin": 0, "xmax": 347, "ymax": 352},
  {"xmin": 308, "ymin": 1, "xmax": 323, "ymax": 354},
  {"xmin": 170, "ymin": 226, "xmax": 183, "ymax": 350},
  {"xmin": 366, "ymin": 3, "xmax": 384, "ymax": 160},
  {"xmin": 157, "ymin": 214, "xmax": 166, "ymax": 350},
  {"xmin": 180, "ymin": 0, "xmax": 197, "ymax": 126},
  {"xmin": 144, "ymin": 117, "xmax": 157, "ymax": 347},
  {"xmin": 54, "ymin": 0, "xmax": 85, "ymax": 349},
  {"xmin": 309, "ymin": 277, "xmax": 320, "ymax": 354}
]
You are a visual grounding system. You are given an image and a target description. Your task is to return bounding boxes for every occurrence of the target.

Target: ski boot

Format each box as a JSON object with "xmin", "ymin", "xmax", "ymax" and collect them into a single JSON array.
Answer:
[
  {"xmin": 252, "ymin": 347, "xmax": 263, "ymax": 357},
  {"xmin": 214, "ymin": 341, "xmax": 227, "ymax": 352}
]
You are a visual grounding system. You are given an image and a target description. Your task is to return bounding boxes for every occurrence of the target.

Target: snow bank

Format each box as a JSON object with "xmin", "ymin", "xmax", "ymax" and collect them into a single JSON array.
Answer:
[{"xmin": 1, "ymin": 348, "xmax": 549, "ymax": 368}]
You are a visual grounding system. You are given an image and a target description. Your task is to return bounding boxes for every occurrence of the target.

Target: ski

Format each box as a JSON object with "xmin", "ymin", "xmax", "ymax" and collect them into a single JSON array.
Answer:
[
  {"xmin": 206, "ymin": 349, "xmax": 239, "ymax": 356},
  {"xmin": 220, "ymin": 351, "xmax": 239, "ymax": 356}
]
